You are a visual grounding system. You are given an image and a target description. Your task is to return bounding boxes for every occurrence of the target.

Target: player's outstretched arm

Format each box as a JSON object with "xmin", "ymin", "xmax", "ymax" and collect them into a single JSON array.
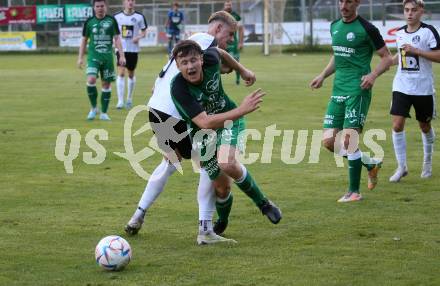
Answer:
[
  {"xmin": 216, "ymin": 48, "xmax": 256, "ymax": 86},
  {"xmin": 309, "ymin": 56, "xmax": 335, "ymax": 89},
  {"xmin": 360, "ymin": 46, "xmax": 393, "ymax": 90},
  {"xmin": 191, "ymin": 89, "xmax": 265, "ymax": 130},
  {"xmin": 77, "ymin": 37, "xmax": 88, "ymax": 69},
  {"xmin": 401, "ymin": 44, "xmax": 440, "ymax": 63},
  {"xmin": 114, "ymin": 35, "xmax": 126, "ymax": 66}
]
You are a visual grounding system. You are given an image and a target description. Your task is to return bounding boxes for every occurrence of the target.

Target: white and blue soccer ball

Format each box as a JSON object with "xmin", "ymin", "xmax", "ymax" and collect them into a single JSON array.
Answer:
[{"xmin": 95, "ymin": 235, "xmax": 132, "ymax": 271}]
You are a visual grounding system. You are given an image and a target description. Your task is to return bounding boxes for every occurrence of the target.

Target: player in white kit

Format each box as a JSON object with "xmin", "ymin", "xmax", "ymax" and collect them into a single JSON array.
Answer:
[
  {"xmin": 390, "ymin": 0, "xmax": 440, "ymax": 182},
  {"xmin": 114, "ymin": 0, "xmax": 147, "ymax": 109},
  {"xmin": 124, "ymin": 11, "xmax": 261, "ymax": 245}
]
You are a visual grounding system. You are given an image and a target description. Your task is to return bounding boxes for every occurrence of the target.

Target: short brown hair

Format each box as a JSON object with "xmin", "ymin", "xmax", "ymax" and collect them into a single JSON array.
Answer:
[
  {"xmin": 93, "ymin": 0, "xmax": 106, "ymax": 5},
  {"xmin": 172, "ymin": 40, "xmax": 203, "ymax": 59},
  {"xmin": 402, "ymin": 0, "xmax": 425, "ymax": 8},
  {"xmin": 208, "ymin": 11, "xmax": 237, "ymax": 30}
]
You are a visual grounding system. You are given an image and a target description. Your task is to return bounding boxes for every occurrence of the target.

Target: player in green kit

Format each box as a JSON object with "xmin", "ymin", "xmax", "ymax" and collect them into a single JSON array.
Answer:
[
  {"xmin": 224, "ymin": 0, "xmax": 244, "ymax": 85},
  {"xmin": 77, "ymin": 0, "xmax": 126, "ymax": 121},
  {"xmin": 171, "ymin": 40, "xmax": 282, "ymax": 237},
  {"xmin": 310, "ymin": 0, "xmax": 393, "ymax": 202}
]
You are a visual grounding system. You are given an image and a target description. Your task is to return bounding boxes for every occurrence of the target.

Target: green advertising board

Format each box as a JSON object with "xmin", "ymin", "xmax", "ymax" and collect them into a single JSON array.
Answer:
[
  {"xmin": 65, "ymin": 4, "xmax": 93, "ymax": 23},
  {"xmin": 37, "ymin": 5, "xmax": 64, "ymax": 24}
]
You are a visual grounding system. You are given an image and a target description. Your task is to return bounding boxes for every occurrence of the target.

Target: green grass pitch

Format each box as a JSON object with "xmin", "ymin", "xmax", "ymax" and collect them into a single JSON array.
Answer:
[{"xmin": 0, "ymin": 48, "xmax": 439, "ymax": 286}]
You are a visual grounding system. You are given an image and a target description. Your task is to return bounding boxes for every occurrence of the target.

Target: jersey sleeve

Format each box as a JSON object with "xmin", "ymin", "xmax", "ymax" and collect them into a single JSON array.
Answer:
[
  {"xmin": 359, "ymin": 17, "xmax": 385, "ymax": 50},
  {"xmin": 202, "ymin": 48, "xmax": 220, "ymax": 67},
  {"xmin": 140, "ymin": 14, "xmax": 148, "ymax": 30},
  {"xmin": 171, "ymin": 74, "xmax": 204, "ymax": 120},
  {"xmin": 427, "ymin": 25, "xmax": 440, "ymax": 50},
  {"xmin": 112, "ymin": 16, "xmax": 120, "ymax": 35},
  {"xmin": 82, "ymin": 18, "xmax": 90, "ymax": 37}
]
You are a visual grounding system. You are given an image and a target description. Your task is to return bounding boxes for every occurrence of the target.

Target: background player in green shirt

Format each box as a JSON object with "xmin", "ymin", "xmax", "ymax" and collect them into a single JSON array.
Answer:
[
  {"xmin": 77, "ymin": 0, "xmax": 126, "ymax": 121},
  {"xmin": 309, "ymin": 0, "xmax": 393, "ymax": 203},
  {"xmin": 224, "ymin": 0, "xmax": 244, "ymax": 85},
  {"xmin": 171, "ymin": 41, "xmax": 282, "ymax": 241}
]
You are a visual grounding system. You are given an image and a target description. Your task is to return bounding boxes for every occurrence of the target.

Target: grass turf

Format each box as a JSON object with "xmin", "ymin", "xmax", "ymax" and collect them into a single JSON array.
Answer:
[{"xmin": 0, "ymin": 48, "xmax": 439, "ymax": 286}]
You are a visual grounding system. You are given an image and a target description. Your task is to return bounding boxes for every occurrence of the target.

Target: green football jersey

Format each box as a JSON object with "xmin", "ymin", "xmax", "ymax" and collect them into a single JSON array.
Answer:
[
  {"xmin": 171, "ymin": 48, "xmax": 237, "ymax": 136},
  {"xmin": 330, "ymin": 16, "xmax": 385, "ymax": 96},
  {"xmin": 227, "ymin": 11, "xmax": 241, "ymax": 52},
  {"xmin": 82, "ymin": 15, "xmax": 120, "ymax": 60}
]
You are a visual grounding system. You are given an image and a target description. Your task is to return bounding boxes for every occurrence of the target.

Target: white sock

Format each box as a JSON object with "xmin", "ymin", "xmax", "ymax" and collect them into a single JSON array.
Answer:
[
  {"xmin": 198, "ymin": 220, "xmax": 213, "ymax": 234},
  {"xmin": 347, "ymin": 150, "xmax": 361, "ymax": 160},
  {"xmin": 197, "ymin": 169, "xmax": 216, "ymax": 221},
  {"xmin": 127, "ymin": 76, "xmax": 136, "ymax": 102},
  {"xmin": 116, "ymin": 76, "xmax": 125, "ymax": 104},
  {"xmin": 133, "ymin": 159, "xmax": 177, "ymax": 219},
  {"xmin": 422, "ymin": 128, "xmax": 435, "ymax": 164},
  {"xmin": 392, "ymin": 130, "xmax": 407, "ymax": 169}
]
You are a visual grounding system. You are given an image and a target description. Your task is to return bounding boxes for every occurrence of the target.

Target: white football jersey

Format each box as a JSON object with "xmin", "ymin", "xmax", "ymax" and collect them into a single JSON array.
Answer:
[
  {"xmin": 147, "ymin": 33, "xmax": 216, "ymax": 119},
  {"xmin": 393, "ymin": 23, "xmax": 440, "ymax": 96},
  {"xmin": 114, "ymin": 11, "xmax": 147, "ymax": 53}
]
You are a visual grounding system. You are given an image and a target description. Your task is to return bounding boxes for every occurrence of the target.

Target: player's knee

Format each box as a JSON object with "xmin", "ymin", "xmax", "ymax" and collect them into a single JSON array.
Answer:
[
  {"xmin": 87, "ymin": 77, "xmax": 97, "ymax": 85},
  {"xmin": 215, "ymin": 186, "xmax": 231, "ymax": 200},
  {"xmin": 419, "ymin": 122, "xmax": 431, "ymax": 133},
  {"xmin": 392, "ymin": 123, "xmax": 404, "ymax": 132},
  {"xmin": 102, "ymin": 82, "xmax": 111, "ymax": 89}
]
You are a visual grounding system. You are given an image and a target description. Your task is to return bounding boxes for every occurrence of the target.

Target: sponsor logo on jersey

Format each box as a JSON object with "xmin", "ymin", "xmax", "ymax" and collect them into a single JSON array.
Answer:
[
  {"xmin": 400, "ymin": 48, "xmax": 420, "ymax": 71},
  {"xmin": 332, "ymin": 46, "xmax": 355, "ymax": 54},
  {"xmin": 345, "ymin": 108, "xmax": 358, "ymax": 124},
  {"xmin": 122, "ymin": 25, "xmax": 134, "ymax": 38}
]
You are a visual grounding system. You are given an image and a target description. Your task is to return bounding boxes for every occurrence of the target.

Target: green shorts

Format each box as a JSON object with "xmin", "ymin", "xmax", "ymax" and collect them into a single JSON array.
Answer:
[
  {"xmin": 323, "ymin": 91, "xmax": 371, "ymax": 130},
  {"xmin": 86, "ymin": 56, "xmax": 116, "ymax": 82},
  {"xmin": 201, "ymin": 117, "xmax": 245, "ymax": 180}
]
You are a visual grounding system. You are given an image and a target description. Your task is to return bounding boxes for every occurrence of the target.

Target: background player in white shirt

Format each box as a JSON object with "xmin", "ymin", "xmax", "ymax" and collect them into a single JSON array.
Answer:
[
  {"xmin": 114, "ymin": 0, "xmax": 147, "ymax": 109},
  {"xmin": 125, "ymin": 12, "xmax": 275, "ymax": 245},
  {"xmin": 390, "ymin": 0, "xmax": 440, "ymax": 182}
]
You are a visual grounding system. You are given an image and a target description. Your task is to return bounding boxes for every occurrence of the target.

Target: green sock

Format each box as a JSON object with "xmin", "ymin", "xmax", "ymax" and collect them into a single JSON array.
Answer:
[
  {"xmin": 87, "ymin": 85, "xmax": 98, "ymax": 108},
  {"xmin": 235, "ymin": 71, "xmax": 240, "ymax": 83},
  {"xmin": 235, "ymin": 169, "xmax": 266, "ymax": 207},
  {"xmin": 216, "ymin": 193, "xmax": 233, "ymax": 223},
  {"xmin": 101, "ymin": 90, "xmax": 111, "ymax": 113},
  {"xmin": 348, "ymin": 157, "xmax": 362, "ymax": 193}
]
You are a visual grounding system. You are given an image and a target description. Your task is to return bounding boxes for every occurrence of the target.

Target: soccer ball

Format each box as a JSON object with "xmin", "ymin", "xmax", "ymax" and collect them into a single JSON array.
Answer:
[{"xmin": 95, "ymin": 235, "xmax": 132, "ymax": 271}]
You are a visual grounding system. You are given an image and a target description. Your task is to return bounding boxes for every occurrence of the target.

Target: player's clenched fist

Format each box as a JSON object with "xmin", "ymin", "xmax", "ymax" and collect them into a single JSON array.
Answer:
[{"xmin": 240, "ymin": 68, "xmax": 256, "ymax": 86}]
